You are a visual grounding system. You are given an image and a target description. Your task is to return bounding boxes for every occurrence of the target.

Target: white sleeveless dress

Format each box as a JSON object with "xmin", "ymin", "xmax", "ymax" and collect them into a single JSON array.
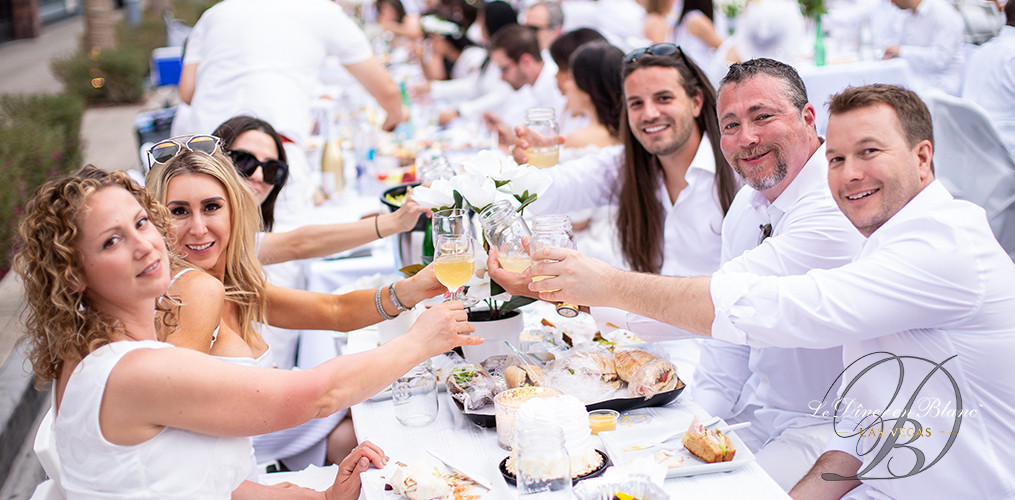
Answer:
[{"xmin": 55, "ymin": 340, "xmax": 251, "ymax": 499}]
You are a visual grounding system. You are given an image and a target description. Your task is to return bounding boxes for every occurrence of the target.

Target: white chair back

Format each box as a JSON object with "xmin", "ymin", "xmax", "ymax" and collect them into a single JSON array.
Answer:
[
  {"xmin": 30, "ymin": 407, "xmax": 65, "ymax": 500},
  {"xmin": 923, "ymin": 89, "xmax": 1015, "ymax": 261}
]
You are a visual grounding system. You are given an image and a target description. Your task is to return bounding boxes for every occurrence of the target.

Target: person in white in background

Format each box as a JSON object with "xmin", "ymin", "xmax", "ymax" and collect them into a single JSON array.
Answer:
[
  {"xmin": 523, "ymin": 1, "xmax": 589, "ymax": 135},
  {"xmin": 523, "ymin": 1, "xmax": 565, "ymax": 53},
  {"xmin": 593, "ymin": 0, "xmax": 651, "ymax": 50},
  {"xmin": 431, "ymin": 0, "xmax": 518, "ymax": 127},
  {"xmin": 177, "ymin": 0, "xmax": 407, "ymax": 233},
  {"xmin": 879, "ymin": 0, "xmax": 965, "ymax": 95},
  {"xmin": 483, "ymin": 24, "xmax": 566, "ymax": 145},
  {"xmin": 669, "ymin": 0, "xmax": 725, "ymax": 85},
  {"xmin": 526, "ymin": 84, "xmax": 1015, "ymax": 500},
  {"xmin": 962, "ymin": 0, "xmax": 1015, "ymax": 156}
]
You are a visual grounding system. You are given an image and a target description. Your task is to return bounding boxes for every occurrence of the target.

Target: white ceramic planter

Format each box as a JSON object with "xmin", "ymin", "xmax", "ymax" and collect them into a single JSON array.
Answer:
[{"xmin": 460, "ymin": 310, "xmax": 525, "ymax": 363}]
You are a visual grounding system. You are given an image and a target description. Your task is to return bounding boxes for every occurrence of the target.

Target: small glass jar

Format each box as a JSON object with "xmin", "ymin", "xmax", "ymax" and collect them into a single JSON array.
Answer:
[
  {"xmin": 479, "ymin": 200, "xmax": 532, "ymax": 274},
  {"xmin": 522, "ymin": 107, "xmax": 560, "ymax": 168},
  {"xmin": 419, "ymin": 156, "xmax": 455, "ymax": 184},
  {"xmin": 515, "ymin": 426, "xmax": 573, "ymax": 499},
  {"xmin": 392, "ymin": 360, "xmax": 438, "ymax": 426},
  {"xmin": 529, "ymin": 215, "xmax": 579, "ymax": 317}
]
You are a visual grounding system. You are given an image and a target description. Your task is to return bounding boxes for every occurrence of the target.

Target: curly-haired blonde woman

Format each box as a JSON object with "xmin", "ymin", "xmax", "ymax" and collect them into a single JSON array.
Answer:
[{"xmin": 15, "ymin": 166, "xmax": 477, "ymax": 499}]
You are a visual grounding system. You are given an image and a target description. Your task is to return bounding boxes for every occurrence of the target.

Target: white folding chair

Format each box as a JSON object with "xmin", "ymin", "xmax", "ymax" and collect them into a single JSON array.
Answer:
[
  {"xmin": 30, "ymin": 408, "xmax": 65, "ymax": 500},
  {"xmin": 923, "ymin": 89, "xmax": 1015, "ymax": 261}
]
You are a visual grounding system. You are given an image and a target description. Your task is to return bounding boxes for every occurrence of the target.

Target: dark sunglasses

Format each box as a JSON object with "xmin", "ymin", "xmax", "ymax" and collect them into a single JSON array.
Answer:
[
  {"xmin": 228, "ymin": 149, "xmax": 289, "ymax": 187},
  {"xmin": 147, "ymin": 135, "xmax": 221, "ymax": 170},
  {"xmin": 623, "ymin": 43, "xmax": 695, "ymax": 73}
]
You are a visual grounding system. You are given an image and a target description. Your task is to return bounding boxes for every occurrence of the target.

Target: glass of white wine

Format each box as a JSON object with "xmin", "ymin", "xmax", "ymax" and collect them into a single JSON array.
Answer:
[{"xmin": 433, "ymin": 234, "xmax": 476, "ymax": 302}]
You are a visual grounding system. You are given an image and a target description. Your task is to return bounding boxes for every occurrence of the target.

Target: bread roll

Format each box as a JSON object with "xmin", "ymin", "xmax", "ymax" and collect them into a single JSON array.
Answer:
[{"xmin": 614, "ymin": 347, "xmax": 658, "ymax": 382}]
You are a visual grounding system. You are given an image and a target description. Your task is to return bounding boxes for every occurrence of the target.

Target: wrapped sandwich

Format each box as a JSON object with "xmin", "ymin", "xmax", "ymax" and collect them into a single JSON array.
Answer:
[
  {"xmin": 681, "ymin": 417, "xmax": 736, "ymax": 463},
  {"xmin": 446, "ymin": 364, "xmax": 501, "ymax": 411},
  {"xmin": 556, "ymin": 350, "xmax": 622, "ymax": 389},
  {"xmin": 504, "ymin": 364, "xmax": 546, "ymax": 388},
  {"xmin": 614, "ymin": 347, "xmax": 682, "ymax": 397}
]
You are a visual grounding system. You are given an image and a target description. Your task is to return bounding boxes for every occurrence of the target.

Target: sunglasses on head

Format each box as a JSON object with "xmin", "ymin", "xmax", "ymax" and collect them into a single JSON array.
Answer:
[
  {"xmin": 147, "ymin": 135, "xmax": 221, "ymax": 170},
  {"xmin": 624, "ymin": 43, "xmax": 695, "ymax": 70},
  {"xmin": 228, "ymin": 149, "xmax": 289, "ymax": 187}
]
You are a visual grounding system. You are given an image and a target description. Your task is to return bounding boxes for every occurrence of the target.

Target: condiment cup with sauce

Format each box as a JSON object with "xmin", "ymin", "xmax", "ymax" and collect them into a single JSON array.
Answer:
[{"xmin": 588, "ymin": 409, "xmax": 620, "ymax": 435}]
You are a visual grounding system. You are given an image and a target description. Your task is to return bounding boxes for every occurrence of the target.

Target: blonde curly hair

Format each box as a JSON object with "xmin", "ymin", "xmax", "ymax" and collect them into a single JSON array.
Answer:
[
  {"xmin": 14, "ymin": 166, "xmax": 182, "ymax": 385},
  {"xmin": 145, "ymin": 149, "xmax": 269, "ymax": 349}
]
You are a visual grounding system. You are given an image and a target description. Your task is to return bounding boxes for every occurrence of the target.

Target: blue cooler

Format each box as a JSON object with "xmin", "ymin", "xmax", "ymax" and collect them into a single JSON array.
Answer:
[{"xmin": 151, "ymin": 46, "xmax": 183, "ymax": 86}]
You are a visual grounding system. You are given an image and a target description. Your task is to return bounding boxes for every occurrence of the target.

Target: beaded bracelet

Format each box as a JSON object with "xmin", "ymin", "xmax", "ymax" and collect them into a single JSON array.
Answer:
[
  {"xmin": 374, "ymin": 287, "xmax": 397, "ymax": 320},
  {"xmin": 388, "ymin": 283, "xmax": 411, "ymax": 313}
]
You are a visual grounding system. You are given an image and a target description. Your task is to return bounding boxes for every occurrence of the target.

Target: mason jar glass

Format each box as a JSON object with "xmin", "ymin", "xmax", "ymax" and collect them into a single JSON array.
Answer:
[
  {"xmin": 392, "ymin": 360, "xmax": 438, "ymax": 426},
  {"xmin": 479, "ymin": 200, "xmax": 532, "ymax": 274},
  {"xmin": 522, "ymin": 107, "xmax": 560, "ymax": 168}
]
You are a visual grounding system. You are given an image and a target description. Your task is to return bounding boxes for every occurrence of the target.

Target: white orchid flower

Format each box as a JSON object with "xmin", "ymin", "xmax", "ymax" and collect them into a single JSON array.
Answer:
[
  {"xmin": 500, "ymin": 167, "xmax": 553, "ymax": 198},
  {"xmin": 462, "ymin": 150, "xmax": 526, "ymax": 185},
  {"xmin": 411, "ymin": 178, "xmax": 456, "ymax": 210},
  {"xmin": 451, "ymin": 173, "xmax": 499, "ymax": 212}
]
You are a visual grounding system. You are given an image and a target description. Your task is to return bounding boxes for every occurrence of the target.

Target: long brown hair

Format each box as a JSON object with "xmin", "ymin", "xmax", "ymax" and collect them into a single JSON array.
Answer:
[
  {"xmin": 616, "ymin": 51, "xmax": 737, "ymax": 273},
  {"xmin": 14, "ymin": 167, "xmax": 182, "ymax": 385}
]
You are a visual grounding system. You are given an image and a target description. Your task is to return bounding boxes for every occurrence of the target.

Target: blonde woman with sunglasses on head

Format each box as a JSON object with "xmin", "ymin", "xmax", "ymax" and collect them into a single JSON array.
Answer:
[
  {"xmin": 16, "ymin": 166, "xmax": 478, "ymax": 499},
  {"xmin": 144, "ymin": 137, "xmax": 476, "ymax": 464}
]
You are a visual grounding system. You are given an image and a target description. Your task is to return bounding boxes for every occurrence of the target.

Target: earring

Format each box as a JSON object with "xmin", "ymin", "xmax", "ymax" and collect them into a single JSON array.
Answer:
[{"xmin": 77, "ymin": 300, "xmax": 85, "ymax": 313}]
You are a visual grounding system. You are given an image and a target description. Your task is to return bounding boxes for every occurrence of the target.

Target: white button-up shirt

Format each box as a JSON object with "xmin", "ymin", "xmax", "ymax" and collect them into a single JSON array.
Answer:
[
  {"xmin": 711, "ymin": 181, "xmax": 1015, "ymax": 499},
  {"xmin": 501, "ymin": 58, "xmax": 566, "ymax": 131},
  {"xmin": 875, "ymin": 0, "xmax": 965, "ymax": 95},
  {"xmin": 962, "ymin": 25, "xmax": 1015, "ymax": 156},
  {"xmin": 530, "ymin": 137, "xmax": 725, "ymax": 278},
  {"xmin": 688, "ymin": 144, "xmax": 863, "ymax": 448}
]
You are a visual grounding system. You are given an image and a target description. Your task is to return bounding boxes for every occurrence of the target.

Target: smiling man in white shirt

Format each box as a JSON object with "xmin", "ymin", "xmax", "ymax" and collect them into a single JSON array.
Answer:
[{"xmin": 528, "ymin": 84, "xmax": 1015, "ymax": 499}]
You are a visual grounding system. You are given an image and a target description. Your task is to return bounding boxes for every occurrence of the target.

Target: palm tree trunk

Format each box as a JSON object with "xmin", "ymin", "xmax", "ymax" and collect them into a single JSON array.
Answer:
[{"xmin": 82, "ymin": 0, "xmax": 117, "ymax": 51}]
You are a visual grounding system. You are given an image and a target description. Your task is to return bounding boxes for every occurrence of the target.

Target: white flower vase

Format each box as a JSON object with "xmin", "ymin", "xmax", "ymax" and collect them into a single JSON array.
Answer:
[{"xmin": 460, "ymin": 310, "xmax": 525, "ymax": 363}]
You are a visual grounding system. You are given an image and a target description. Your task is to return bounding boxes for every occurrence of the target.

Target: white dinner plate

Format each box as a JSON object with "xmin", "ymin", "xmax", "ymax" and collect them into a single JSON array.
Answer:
[{"xmin": 599, "ymin": 418, "xmax": 756, "ymax": 478}]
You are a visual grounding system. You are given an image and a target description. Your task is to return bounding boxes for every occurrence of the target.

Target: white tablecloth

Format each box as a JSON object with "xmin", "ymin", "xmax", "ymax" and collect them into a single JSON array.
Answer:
[
  {"xmin": 345, "ymin": 329, "xmax": 790, "ymax": 500},
  {"xmin": 797, "ymin": 58, "xmax": 913, "ymax": 135}
]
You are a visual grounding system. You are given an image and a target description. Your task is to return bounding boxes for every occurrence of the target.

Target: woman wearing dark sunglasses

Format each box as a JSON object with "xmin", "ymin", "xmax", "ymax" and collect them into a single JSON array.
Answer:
[{"xmin": 211, "ymin": 116, "xmax": 426, "ymax": 265}]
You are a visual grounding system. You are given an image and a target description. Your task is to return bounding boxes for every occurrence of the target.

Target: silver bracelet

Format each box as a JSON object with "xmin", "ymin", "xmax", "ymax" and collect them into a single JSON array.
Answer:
[
  {"xmin": 388, "ymin": 283, "xmax": 411, "ymax": 313},
  {"xmin": 375, "ymin": 287, "xmax": 397, "ymax": 320}
]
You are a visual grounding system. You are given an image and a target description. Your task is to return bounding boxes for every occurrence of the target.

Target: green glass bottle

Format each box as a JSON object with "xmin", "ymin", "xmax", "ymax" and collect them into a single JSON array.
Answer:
[{"xmin": 814, "ymin": 16, "xmax": 826, "ymax": 67}]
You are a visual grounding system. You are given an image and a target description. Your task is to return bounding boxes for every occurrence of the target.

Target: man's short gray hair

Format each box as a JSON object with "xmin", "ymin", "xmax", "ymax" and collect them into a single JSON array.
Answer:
[
  {"xmin": 531, "ymin": 1, "xmax": 564, "ymax": 28},
  {"xmin": 718, "ymin": 58, "xmax": 809, "ymax": 111}
]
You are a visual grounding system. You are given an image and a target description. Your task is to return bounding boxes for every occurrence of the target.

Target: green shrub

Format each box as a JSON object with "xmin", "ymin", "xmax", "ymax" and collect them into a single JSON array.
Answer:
[
  {"xmin": 51, "ymin": 45, "xmax": 148, "ymax": 104},
  {"xmin": 172, "ymin": 0, "xmax": 219, "ymax": 26},
  {"xmin": 0, "ymin": 93, "xmax": 85, "ymax": 278}
]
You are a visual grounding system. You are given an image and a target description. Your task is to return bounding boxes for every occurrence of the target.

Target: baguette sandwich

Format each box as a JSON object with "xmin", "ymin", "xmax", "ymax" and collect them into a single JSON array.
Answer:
[
  {"xmin": 681, "ymin": 417, "xmax": 736, "ymax": 463},
  {"xmin": 504, "ymin": 364, "xmax": 545, "ymax": 388}
]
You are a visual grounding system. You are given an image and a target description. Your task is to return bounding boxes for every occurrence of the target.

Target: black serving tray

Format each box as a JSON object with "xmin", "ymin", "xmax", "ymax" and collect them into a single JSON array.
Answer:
[{"xmin": 500, "ymin": 450, "xmax": 611, "ymax": 486}]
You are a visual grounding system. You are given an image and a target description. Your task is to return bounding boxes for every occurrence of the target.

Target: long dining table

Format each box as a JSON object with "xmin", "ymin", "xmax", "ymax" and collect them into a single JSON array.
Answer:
[{"xmin": 343, "ymin": 327, "xmax": 791, "ymax": 500}]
